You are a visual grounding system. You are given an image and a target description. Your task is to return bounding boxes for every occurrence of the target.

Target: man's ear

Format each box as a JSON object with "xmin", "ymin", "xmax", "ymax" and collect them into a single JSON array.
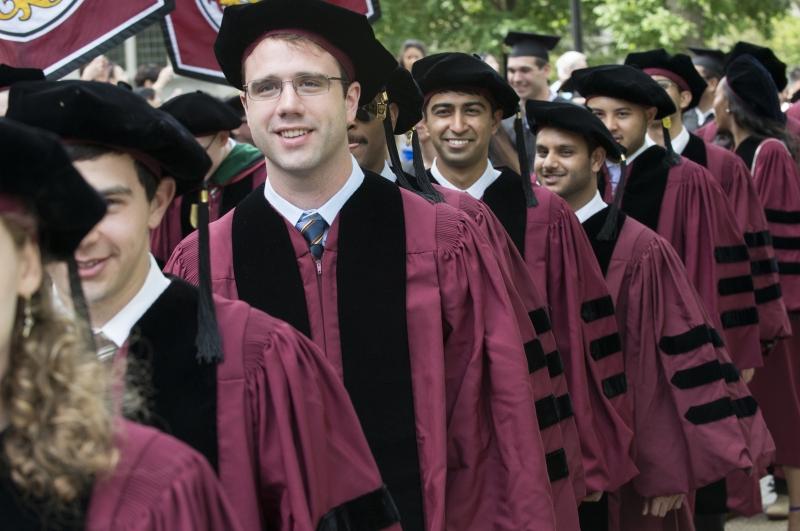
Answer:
[
  {"xmin": 147, "ymin": 177, "xmax": 176, "ymax": 230},
  {"xmin": 590, "ymin": 146, "xmax": 607, "ymax": 173},
  {"xmin": 679, "ymin": 90, "xmax": 693, "ymax": 112},
  {"xmin": 219, "ymin": 130, "xmax": 230, "ymax": 145},
  {"xmin": 491, "ymin": 108, "xmax": 504, "ymax": 134},
  {"xmin": 344, "ymin": 81, "xmax": 362, "ymax": 124},
  {"xmin": 645, "ymin": 106, "xmax": 658, "ymax": 122}
]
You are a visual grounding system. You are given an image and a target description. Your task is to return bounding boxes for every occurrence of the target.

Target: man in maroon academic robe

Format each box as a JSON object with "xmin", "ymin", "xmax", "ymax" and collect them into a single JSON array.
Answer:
[
  {"xmin": 166, "ymin": 1, "xmax": 558, "ymax": 529},
  {"xmin": 409, "ymin": 52, "xmax": 638, "ymax": 526},
  {"xmin": 625, "ymin": 48, "xmax": 791, "ymax": 366},
  {"xmin": 348, "ymin": 64, "xmax": 586, "ymax": 529},
  {"xmin": 8, "ymin": 79, "xmax": 396, "ymax": 531},
  {"xmin": 563, "ymin": 65, "xmax": 762, "ymax": 376},
  {"xmin": 152, "ymin": 90, "xmax": 268, "ymax": 264},
  {"xmin": 531, "ymin": 98, "xmax": 774, "ymax": 531}
]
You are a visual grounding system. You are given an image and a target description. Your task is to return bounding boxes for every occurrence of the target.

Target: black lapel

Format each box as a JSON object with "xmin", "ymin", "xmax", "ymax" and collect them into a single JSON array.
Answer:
[
  {"xmin": 220, "ymin": 174, "xmax": 255, "ymax": 217},
  {"xmin": 126, "ymin": 279, "xmax": 219, "ymax": 470},
  {"xmin": 481, "ymin": 168, "xmax": 528, "ymax": 255},
  {"xmin": 581, "ymin": 207, "xmax": 625, "ymax": 277},
  {"xmin": 337, "ymin": 172, "xmax": 425, "ymax": 531},
  {"xmin": 621, "ymin": 146, "xmax": 671, "ymax": 231},
  {"xmin": 683, "ymin": 134, "xmax": 708, "ymax": 168},
  {"xmin": 734, "ymin": 136, "xmax": 763, "ymax": 169},
  {"xmin": 231, "ymin": 185, "xmax": 311, "ymax": 336}
]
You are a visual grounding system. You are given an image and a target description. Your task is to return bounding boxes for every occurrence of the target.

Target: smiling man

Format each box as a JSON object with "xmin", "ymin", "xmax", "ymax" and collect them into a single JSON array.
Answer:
[
  {"xmin": 413, "ymin": 53, "xmax": 639, "ymax": 527},
  {"xmin": 8, "ymin": 79, "xmax": 391, "ymax": 531},
  {"xmin": 563, "ymin": 65, "xmax": 762, "ymax": 376},
  {"xmin": 531, "ymin": 98, "xmax": 772, "ymax": 531},
  {"xmin": 166, "ymin": 1, "xmax": 559, "ymax": 529}
]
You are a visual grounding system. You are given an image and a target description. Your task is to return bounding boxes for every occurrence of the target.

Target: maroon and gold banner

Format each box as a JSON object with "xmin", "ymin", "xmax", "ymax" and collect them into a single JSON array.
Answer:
[
  {"xmin": 162, "ymin": 0, "xmax": 381, "ymax": 85},
  {"xmin": 0, "ymin": 0, "xmax": 174, "ymax": 79}
]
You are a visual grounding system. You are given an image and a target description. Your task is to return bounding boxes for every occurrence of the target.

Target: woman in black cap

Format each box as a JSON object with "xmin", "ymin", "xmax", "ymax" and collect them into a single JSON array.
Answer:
[
  {"xmin": 0, "ymin": 118, "xmax": 239, "ymax": 530},
  {"xmin": 715, "ymin": 53, "xmax": 800, "ymax": 530}
]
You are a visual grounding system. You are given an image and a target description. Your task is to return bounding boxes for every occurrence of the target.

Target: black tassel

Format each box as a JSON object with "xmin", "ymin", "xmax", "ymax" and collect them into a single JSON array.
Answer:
[
  {"xmin": 67, "ymin": 257, "xmax": 95, "ymax": 350},
  {"xmin": 662, "ymin": 117, "xmax": 681, "ymax": 167},
  {"xmin": 382, "ymin": 114, "xmax": 415, "ymax": 192},
  {"xmin": 410, "ymin": 128, "xmax": 443, "ymax": 203},
  {"xmin": 513, "ymin": 113, "xmax": 538, "ymax": 207},
  {"xmin": 597, "ymin": 157, "xmax": 627, "ymax": 241},
  {"xmin": 195, "ymin": 187, "xmax": 224, "ymax": 364}
]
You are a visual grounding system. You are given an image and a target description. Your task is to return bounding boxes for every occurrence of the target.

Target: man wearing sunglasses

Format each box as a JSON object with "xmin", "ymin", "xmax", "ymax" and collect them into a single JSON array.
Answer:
[
  {"xmin": 153, "ymin": 91, "xmax": 268, "ymax": 264},
  {"xmin": 166, "ymin": 1, "xmax": 559, "ymax": 529}
]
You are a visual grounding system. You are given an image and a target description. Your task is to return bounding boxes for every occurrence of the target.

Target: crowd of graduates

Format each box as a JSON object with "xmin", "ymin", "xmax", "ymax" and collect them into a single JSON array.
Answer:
[{"xmin": 2, "ymin": 1, "xmax": 800, "ymax": 530}]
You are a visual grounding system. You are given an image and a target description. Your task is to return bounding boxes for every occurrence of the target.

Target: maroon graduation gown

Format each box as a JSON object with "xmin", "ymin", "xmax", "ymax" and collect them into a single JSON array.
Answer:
[
  {"xmin": 682, "ymin": 133, "xmax": 791, "ymax": 342},
  {"xmin": 469, "ymin": 169, "xmax": 637, "ymax": 496},
  {"xmin": 621, "ymin": 146, "xmax": 763, "ymax": 371},
  {"xmin": 87, "ymin": 421, "xmax": 243, "ymax": 530},
  {"xmin": 435, "ymin": 185, "xmax": 583, "ymax": 530},
  {"xmin": 166, "ymin": 173, "xmax": 558, "ymax": 531},
  {"xmin": 582, "ymin": 208, "xmax": 771, "ymax": 530},
  {"xmin": 151, "ymin": 158, "xmax": 267, "ymax": 265},
  {"xmin": 1, "ymin": 420, "xmax": 242, "ymax": 531},
  {"xmin": 117, "ymin": 280, "xmax": 393, "ymax": 531},
  {"xmin": 735, "ymin": 136, "xmax": 800, "ymax": 469}
]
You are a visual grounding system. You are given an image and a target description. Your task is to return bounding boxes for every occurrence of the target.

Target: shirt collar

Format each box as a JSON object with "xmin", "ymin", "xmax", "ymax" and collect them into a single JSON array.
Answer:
[
  {"xmin": 696, "ymin": 107, "xmax": 714, "ymax": 122},
  {"xmin": 431, "ymin": 158, "xmax": 500, "ymax": 199},
  {"xmin": 98, "ymin": 255, "xmax": 171, "ymax": 347},
  {"xmin": 379, "ymin": 160, "xmax": 396, "ymax": 182},
  {"xmin": 575, "ymin": 190, "xmax": 607, "ymax": 224},
  {"xmin": 626, "ymin": 139, "xmax": 652, "ymax": 165},
  {"xmin": 263, "ymin": 155, "xmax": 365, "ymax": 226},
  {"xmin": 646, "ymin": 126, "xmax": 690, "ymax": 155}
]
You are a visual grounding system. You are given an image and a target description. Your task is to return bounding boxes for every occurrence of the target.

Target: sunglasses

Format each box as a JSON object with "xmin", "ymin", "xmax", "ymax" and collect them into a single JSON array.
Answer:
[{"xmin": 355, "ymin": 93, "xmax": 388, "ymax": 122}]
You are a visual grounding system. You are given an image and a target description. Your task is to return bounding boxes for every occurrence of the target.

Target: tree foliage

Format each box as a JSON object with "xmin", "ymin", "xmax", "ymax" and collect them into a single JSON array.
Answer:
[{"xmin": 373, "ymin": 0, "xmax": 794, "ymax": 63}]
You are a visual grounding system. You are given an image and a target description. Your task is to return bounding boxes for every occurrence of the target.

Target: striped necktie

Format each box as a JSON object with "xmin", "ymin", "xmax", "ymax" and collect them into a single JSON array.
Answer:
[
  {"xmin": 296, "ymin": 212, "xmax": 328, "ymax": 259},
  {"xmin": 94, "ymin": 331, "xmax": 118, "ymax": 362}
]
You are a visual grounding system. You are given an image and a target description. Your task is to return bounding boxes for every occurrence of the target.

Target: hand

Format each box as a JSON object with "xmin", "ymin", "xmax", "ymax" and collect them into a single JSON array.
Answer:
[
  {"xmin": 81, "ymin": 55, "xmax": 111, "ymax": 82},
  {"xmin": 642, "ymin": 494, "xmax": 684, "ymax": 517},
  {"xmin": 153, "ymin": 65, "xmax": 174, "ymax": 91},
  {"xmin": 741, "ymin": 368, "xmax": 755, "ymax": 384},
  {"xmin": 581, "ymin": 491, "xmax": 603, "ymax": 503}
]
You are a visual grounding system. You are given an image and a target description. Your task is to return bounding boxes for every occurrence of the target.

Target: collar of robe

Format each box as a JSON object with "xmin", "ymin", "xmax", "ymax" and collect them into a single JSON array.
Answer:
[
  {"xmin": 428, "ymin": 167, "xmax": 527, "ymax": 255},
  {"xmin": 620, "ymin": 145, "xmax": 671, "ymax": 232},
  {"xmin": 126, "ymin": 279, "xmax": 219, "ymax": 471},
  {"xmin": 231, "ymin": 174, "xmax": 425, "ymax": 530},
  {"xmin": 681, "ymin": 133, "xmax": 709, "ymax": 168},
  {"xmin": 582, "ymin": 206, "xmax": 627, "ymax": 277},
  {"xmin": 734, "ymin": 135, "xmax": 763, "ymax": 170}
]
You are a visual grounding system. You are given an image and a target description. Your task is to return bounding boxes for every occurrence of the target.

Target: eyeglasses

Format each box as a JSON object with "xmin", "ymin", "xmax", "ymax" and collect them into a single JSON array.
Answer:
[
  {"xmin": 355, "ymin": 96, "xmax": 388, "ymax": 123},
  {"xmin": 243, "ymin": 74, "xmax": 345, "ymax": 101}
]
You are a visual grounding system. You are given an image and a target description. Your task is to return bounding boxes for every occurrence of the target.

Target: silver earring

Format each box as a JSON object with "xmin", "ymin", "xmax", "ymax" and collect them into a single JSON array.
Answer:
[
  {"xmin": 725, "ymin": 108, "xmax": 731, "ymax": 113},
  {"xmin": 22, "ymin": 298, "xmax": 34, "ymax": 339}
]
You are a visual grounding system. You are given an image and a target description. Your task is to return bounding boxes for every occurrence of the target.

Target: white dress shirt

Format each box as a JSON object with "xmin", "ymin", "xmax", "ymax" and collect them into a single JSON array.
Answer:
[
  {"xmin": 431, "ymin": 158, "xmax": 500, "ymax": 199},
  {"xmin": 694, "ymin": 107, "xmax": 715, "ymax": 127},
  {"xmin": 379, "ymin": 160, "xmax": 396, "ymax": 182},
  {"xmin": 263, "ymin": 155, "xmax": 364, "ymax": 243},
  {"xmin": 646, "ymin": 126, "xmax": 690, "ymax": 155},
  {"xmin": 575, "ymin": 190, "xmax": 608, "ymax": 224},
  {"xmin": 97, "ymin": 255, "xmax": 171, "ymax": 347}
]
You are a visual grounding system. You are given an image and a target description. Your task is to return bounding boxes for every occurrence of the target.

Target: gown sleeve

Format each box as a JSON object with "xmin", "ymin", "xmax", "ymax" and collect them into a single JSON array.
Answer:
[
  {"xmin": 87, "ymin": 421, "xmax": 244, "ymax": 531},
  {"xmin": 722, "ymin": 153, "xmax": 791, "ymax": 341},
  {"xmin": 434, "ymin": 205, "xmax": 558, "ymax": 531},
  {"xmin": 544, "ymin": 201, "xmax": 637, "ymax": 494},
  {"xmin": 617, "ymin": 235, "xmax": 753, "ymax": 497},
  {"xmin": 752, "ymin": 139, "xmax": 800, "ymax": 312},
  {"xmin": 243, "ymin": 310, "xmax": 398, "ymax": 531}
]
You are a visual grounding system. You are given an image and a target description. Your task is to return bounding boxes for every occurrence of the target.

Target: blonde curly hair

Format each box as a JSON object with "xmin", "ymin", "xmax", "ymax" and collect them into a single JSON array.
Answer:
[{"xmin": 1, "ymin": 214, "xmax": 118, "ymax": 516}]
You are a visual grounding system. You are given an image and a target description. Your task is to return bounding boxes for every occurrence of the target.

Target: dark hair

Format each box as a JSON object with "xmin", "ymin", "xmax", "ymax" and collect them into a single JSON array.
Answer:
[
  {"xmin": 723, "ymin": 81, "xmax": 800, "ymax": 160},
  {"xmin": 422, "ymin": 87, "xmax": 500, "ymax": 115},
  {"xmin": 63, "ymin": 144, "xmax": 159, "ymax": 201},
  {"xmin": 134, "ymin": 87, "xmax": 157, "ymax": 102},
  {"xmin": 134, "ymin": 64, "xmax": 162, "ymax": 88}
]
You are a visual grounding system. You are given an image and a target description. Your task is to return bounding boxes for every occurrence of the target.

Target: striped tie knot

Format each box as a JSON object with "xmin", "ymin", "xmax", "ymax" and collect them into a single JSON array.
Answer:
[{"xmin": 296, "ymin": 212, "xmax": 328, "ymax": 259}]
